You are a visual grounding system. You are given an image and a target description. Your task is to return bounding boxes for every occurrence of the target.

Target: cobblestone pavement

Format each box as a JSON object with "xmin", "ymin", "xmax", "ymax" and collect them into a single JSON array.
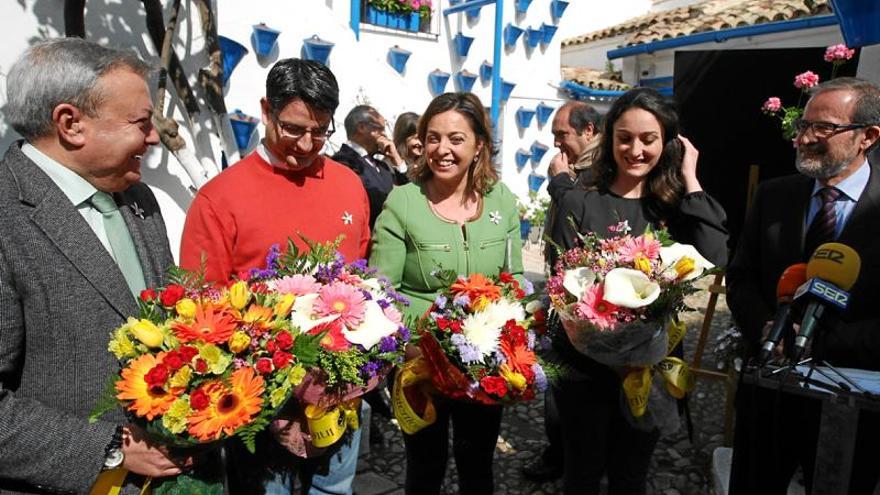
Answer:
[{"xmin": 354, "ymin": 243, "xmax": 733, "ymax": 495}]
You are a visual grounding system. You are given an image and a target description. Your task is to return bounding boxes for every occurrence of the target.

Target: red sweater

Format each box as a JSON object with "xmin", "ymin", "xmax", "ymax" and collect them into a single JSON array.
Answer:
[{"xmin": 180, "ymin": 151, "xmax": 370, "ymax": 282}]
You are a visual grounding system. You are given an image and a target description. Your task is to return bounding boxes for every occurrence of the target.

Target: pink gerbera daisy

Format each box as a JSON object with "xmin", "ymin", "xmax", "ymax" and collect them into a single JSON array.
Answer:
[
  {"xmin": 383, "ymin": 305, "xmax": 403, "ymax": 326},
  {"xmin": 618, "ymin": 235, "xmax": 661, "ymax": 263},
  {"xmin": 574, "ymin": 284, "xmax": 619, "ymax": 331},
  {"xmin": 270, "ymin": 274, "xmax": 321, "ymax": 296},
  {"xmin": 315, "ymin": 282, "xmax": 367, "ymax": 328}
]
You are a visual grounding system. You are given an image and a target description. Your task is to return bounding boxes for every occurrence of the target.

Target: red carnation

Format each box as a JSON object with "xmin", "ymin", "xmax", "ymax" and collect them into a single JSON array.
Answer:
[
  {"xmin": 190, "ymin": 388, "xmax": 210, "ymax": 410},
  {"xmin": 499, "ymin": 272, "xmax": 515, "ymax": 284},
  {"xmin": 159, "ymin": 284, "xmax": 185, "ymax": 307},
  {"xmin": 139, "ymin": 288, "xmax": 156, "ymax": 302},
  {"xmin": 162, "ymin": 351, "xmax": 185, "ymax": 371},
  {"xmin": 515, "ymin": 289, "xmax": 526, "ymax": 299},
  {"xmin": 194, "ymin": 358, "xmax": 208, "ymax": 374},
  {"xmin": 266, "ymin": 339, "xmax": 277, "ymax": 354},
  {"xmin": 144, "ymin": 364, "xmax": 169, "ymax": 386},
  {"xmin": 275, "ymin": 332, "xmax": 294, "ymax": 350},
  {"xmin": 272, "ymin": 351, "xmax": 293, "ymax": 369},
  {"xmin": 436, "ymin": 318, "xmax": 450, "ymax": 331},
  {"xmin": 449, "ymin": 321, "xmax": 462, "ymax": 334},
  {"xmin": 255, "ymin": 357, "xmax": 274, "ymax": 375},
  {"xmin": 179, "ymin": 346, "xmax": 199, "ymax": 362},
  {"xmin": 480, "ymin": 376, "xmax": 508, "ymax": 397}
]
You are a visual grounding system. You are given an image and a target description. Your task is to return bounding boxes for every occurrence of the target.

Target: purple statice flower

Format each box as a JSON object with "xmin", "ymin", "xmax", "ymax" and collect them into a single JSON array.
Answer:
[
  {"xmin": 248, "ymin": 266, "xmax": 278, "ymax": 279},
  {"xmin": 315, "ymin": 257, "xmax": 345, "ymax": 283},
  {"xmin": 349, "ymin": 258, "xmax": 370, "ymax": 273},
  {"xmin": 532, "ymin": 363, "xmax": 548, "ymax": 391},
  {"xmin": 398, "ymin": 326, "xmax": 411, "ymax": 342},
  {"xmin": 265, "ymin": 244, "xmax": 281, "ymax": 269},
  {"xmin": 361, "ymin": 289, "xmax": 373, "ymax": 301},
  {"xmin": 233, "ymin": 357, "xmax": 249, "ymax": 369},
  {"xmin": 360, "ymin": 361, "xmax": 381, "ymax": 379},
  {"xmin": 450, "ymin": 334, "xmax": 482, "ymax": 364},
  {"xmin": 527, "ymin": 332, "xmax": 536, "ymax": 350},
  {"xmin": 453, "ymin": 294, "xmax": 470, "ymax": 307},
  {"xmin": 379, "ymin": 336, "xmax": 398, "ymax": 353},
  {"xmin": 520, "ymin": 278, "xmax": 535, "ymax": 296},
  {"xmin": 434, "ymin": 294, "xmax": 448, "ymax": 309},
  {"xmin": 376, "ymin": 299, "xmax": 390, "ymax": 309},
  {"xmin": 386, "ymin": 288, "xmax": 410, "ymax": 306}
]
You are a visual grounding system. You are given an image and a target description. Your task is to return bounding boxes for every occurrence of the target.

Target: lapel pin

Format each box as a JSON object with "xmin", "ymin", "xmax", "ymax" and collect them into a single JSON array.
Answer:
[
  {"xmin": 130, "ymin": 202, "xmax": 145, "ymax": 219},
  {"xmin": 489, "ymin": 210, "xmax": 502, "ymax": 225},
  {"xmin": 342, "ymin": 211, "xmax": 353, "ymax": 225}
]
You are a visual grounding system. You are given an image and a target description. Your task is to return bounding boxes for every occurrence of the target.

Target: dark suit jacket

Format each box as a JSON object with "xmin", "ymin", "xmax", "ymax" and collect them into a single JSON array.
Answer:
[
  {"xmin": 0, "ymin": 143, "xmax": 174, "ymax": 494},
  {"xmin": 332, "ymin": 144, "xmax": 403, "ymax": 229},
  {"xmin": 726, "ymin": 160, "xmax": 880, "ymax": 370}
]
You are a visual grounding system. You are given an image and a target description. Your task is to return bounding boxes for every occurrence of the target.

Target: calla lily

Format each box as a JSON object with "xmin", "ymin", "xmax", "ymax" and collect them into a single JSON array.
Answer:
[
  {"xmin": 525, "ymin": 299, "xmax": 545, "ymax": 314},
  {"xmin": 289, "ymin": 293, "xmax": 339, "ymax": 332},
  {"xmin": 602, "ymin": 268, "xmax": 661, "ymax": 308},
  {"xmin": 659, "ymin": 243, "xmax": 714, "ymax": 281},
  {"xmin": 342, "ymin": 300, "xmax": 398, "ymax": 349},
  {"xmin": 563, "ymin": 267, "xmax": 597, "ymax": 300}
]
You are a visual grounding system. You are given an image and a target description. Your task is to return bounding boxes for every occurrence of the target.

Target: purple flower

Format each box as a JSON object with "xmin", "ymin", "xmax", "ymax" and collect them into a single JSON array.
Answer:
[
  {"xmin": 361, "ymin": 289, "xmax": 373, "ymax": 301},
  {"xmin": 349, "ymin": 258, "xmax": 370, "ymax": 273},
  {"xmin": 434, "ymin": 294, "xmax": 448, "ymax": 309},
  {"xmin": 532, "ymin": 363, "xmax": 547, "ymax": 391},
  {"xmin": 521, "ymin": 278, "xmax": 535, "ymax": 296},
  {"xmin": 398, "ymin": 326, "xmax": 411, "ymax": 342},
  {"xmin": 528, "ymin": 332, "xmax": 536, "ymax": 350},
  {"xmin": 450, "ymin": 334, "xmax": 482, "ymax": 364},
  {"xmin": 265, "ymin": 244, "xmax": 281, "ymax": 269},
  {"xmin": 376, "ymin": 299, "xmax": 390, "ymax": 309},
  {"xmin": 379, "ymin": 336, "xmax": 398, "ymax": 353},
  {"xmin": 453, "ymin": 294, "xmax": 470, "ymax": 307},
  {"xmin": 361, "ymin": 361, "xmax": 381, "ymax": 379}
]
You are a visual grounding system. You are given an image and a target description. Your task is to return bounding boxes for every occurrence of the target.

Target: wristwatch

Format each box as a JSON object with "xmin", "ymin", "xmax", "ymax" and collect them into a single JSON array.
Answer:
[{"xmin": 102, "ymin": 426, "xmax": 125, "ymax": 470}]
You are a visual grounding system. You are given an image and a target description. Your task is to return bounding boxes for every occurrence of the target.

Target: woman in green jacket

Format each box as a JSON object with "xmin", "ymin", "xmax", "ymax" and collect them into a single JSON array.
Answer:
[{"xmin": 370, "ymin": 92, "xmax": 523, "ymax": 494}]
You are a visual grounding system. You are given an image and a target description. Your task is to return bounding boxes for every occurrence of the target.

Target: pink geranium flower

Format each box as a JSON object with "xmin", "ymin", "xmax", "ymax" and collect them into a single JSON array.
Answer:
[
  {"xmin": 761, "ymin": 97, "xmax": 782, "ymax": 114},
  {"xmin": 574, "ymin": 284, "xmax": 619, "ymax": 331},
  {"xmin": 618, "ymin": 235, "xmax": 661, "ymax": 263},
  {"xmin": 270, "ymin": 274, "xmax": 321, "ymax": 296},
  {"xmin": 794, "ymin": 71, "xmax": 819, "ymax": 90},
  {"xmin": 315, "ymin": 282, "xmax": 367, "ymax": 328},
  {"xmin": 824, "ymin": 44, "xmax": 855, "ymax": 63}
]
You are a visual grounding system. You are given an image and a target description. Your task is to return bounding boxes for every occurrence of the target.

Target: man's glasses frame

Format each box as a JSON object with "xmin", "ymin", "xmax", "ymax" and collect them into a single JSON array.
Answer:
[
  {"xmin": 273, "ymin": 114, "xmax": 336, "ymax": 142},
  {"xmin": 793, "ymin": 118, "xmax": 869, "ymax": 139}
]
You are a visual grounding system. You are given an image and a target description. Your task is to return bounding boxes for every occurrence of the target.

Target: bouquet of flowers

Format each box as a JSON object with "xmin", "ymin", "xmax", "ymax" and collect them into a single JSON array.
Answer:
[
  {"xmin": 393, "ymin": 270, "xmax": 549, "ymax": 434},
  {"xmin": 547, "ymin": 221, "xmax": 713, "ymax": 433}
]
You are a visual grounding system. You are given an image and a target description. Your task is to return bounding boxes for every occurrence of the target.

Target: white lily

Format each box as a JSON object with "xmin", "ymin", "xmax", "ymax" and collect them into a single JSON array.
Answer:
[
  {"xmin": 659, "ymin": 243, "xmax": 714, "ymax": 281},
  {"xmin": 563, "ymin": 267, "xmax": 597, "ymax": 300},
  {"xmin": 289, "ymin": 293, "xmax": 338, "ymax": 332},
  {"xmin": 602, "ymin": 268, "xmax": 661, "ymax": 308},
  {"xmin": 343, "ymin": 300, "xmax": 398, "ymax": 349}
]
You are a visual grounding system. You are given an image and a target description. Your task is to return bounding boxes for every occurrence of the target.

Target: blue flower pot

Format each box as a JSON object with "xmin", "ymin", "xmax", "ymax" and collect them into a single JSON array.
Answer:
[
  {"xmin": 302, "ymin": 36, "xmax": 334, "ymax": 66},
  {"xmin": 515, "ymin": 149, "xmax": 532, "ymax": 171},
  {"xmin": 515, "ymin": 0, "xmax": 532, "ymax": 14},
  {"xmin": 528, "ymin": 173, "xmax": 546, "ymax": 192},
  {"xmin": 536, "ymin": 102, "xmax": 555, "ymax": 126},
  {"xmin": 831, "ymin": 0, "xmax": 880, "ymax": 47},
  {"xmin": 408, "ymin": 13, "xmax": 421, "ymax": 31},
  {"xmin": 251, "ymin": 24, "xmax": 280, "ymax": 58},
  {"xmin": 453, "ymin": 33, "xmax": 475, "ymax": 58},
  {"xmin": 376, "ymin": 8, "xmax": 388, "ymax": 25},
  {"xmin": 388, "ymin": 46, "xmax": 412, "ymax": 74},
  {"xmin": 229, "ymin": 109, "xmax": 258, "ymax": 152},
  {"xmin": 541, "ymin": 23, "xmax": 558, "ymax": 44},
  {"xmin": 455, "ymin": 70, "xmax": 478, "ymax": 92},
  {"xmin": 530, "ymin": 142, "xmax": 549, "ymax": 165},
  {"xmin": 428, "ymin": 70, "xmax": 450, "ymax": 95},
  {"xmin": 479, "ymin": 61, "xmax": 493, "ymax": 82},
  {"xmin": 500, "ymin": 80, "xmax": 516, "ymax": 102},
  {"xmin": 218, "ymin": 36, "xmax": 248, "ymax": 87},
  {"xmin": 466, "ymin": 6, "xmax": 480, "ymax": 20},
  {"xmin": 515, "ymin": 107, "xmax": 536, "ymax": 128},
  {"xmin": 504, "ymin": 24, "xmax": 524, "ymax": 47},
  {"xmin": 526, "ymin": 27, "xmax": 543, "ymax": 48},
  {"xmin": 550, "ymin": 0, "xmax": 569, "ymax": 20},
  {"xmin": 520, "ymin": 219, "xmax": 531, "ymax": 240},
  {"xmin": 366, "ymin": 5, "xmax": 380, "ymax": 24}
]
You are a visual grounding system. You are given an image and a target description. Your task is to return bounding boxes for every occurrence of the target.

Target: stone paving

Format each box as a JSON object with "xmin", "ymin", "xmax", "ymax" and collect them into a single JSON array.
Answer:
[{"xmin": 353, "ymin": 243, "xmax": 733, "ymax": 495}]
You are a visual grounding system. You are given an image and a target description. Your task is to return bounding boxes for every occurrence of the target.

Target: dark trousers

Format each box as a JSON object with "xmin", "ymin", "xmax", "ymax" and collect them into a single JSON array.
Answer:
[
  {"xmin": 553, "ymin": 377, "xmax": 659, "ymax": 495},
  {"xmin": 403, "ymin": 399, "xmax": 503, "ymax": 495},
  {"xmin": 541, "ymin": 384, "xmax": 564, "ymax": 466},
  {"xmin": 729, "ymin": 381, "xmax": 880, "ymax": 495}
]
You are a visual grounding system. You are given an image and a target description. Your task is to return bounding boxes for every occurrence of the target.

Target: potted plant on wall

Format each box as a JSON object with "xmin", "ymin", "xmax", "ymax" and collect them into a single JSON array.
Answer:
[{"xmin": 365, "ymin": 0, "xmax": 429, "ymax": 32}]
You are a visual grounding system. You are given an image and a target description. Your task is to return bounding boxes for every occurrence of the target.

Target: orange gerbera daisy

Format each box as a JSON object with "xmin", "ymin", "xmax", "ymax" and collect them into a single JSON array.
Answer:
[
  {"xmin": 187, "ymin": 367, "xmax": 265, "ymax": 441},
  {"xmin": 116, "ymin": 353, "xmax": 182, "ymax": 420},
  {"xmin": 173, "ymin": 302, "xmax": 237, "ymax": 344},
  {"xmin": 500, "ymin": 338, "xmax": 537, "ymax": 375},
  {"xmin": 450, "ymin": 274, "xmax": 502, "ymax": 303}
]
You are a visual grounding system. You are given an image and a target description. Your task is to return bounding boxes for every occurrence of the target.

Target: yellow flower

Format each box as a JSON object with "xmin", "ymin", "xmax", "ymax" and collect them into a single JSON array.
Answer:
[
  {"xmin": 108, "ymin": 319, "xmax": 138, "ymax": 359},
  {"xmin": 634, "ymin": 255, "xmax": 652, "ymax": 275},
  {"xmin": 471, "ymin": 296, "xmax": 490, "ymax": 312},
  {"xmin": 199, "ymin": 344, "xmax": 232, "ymax": 375},
  {"xmin": 162, "ymin": 397, "xmax": 192, "ymax": 434},
  {"xmin": 229, "ymin": 281, "xmax": 250, "ymax": 310},
  {"xmin": 175, "ymin": 298, "xmax": 197, "ymax": 319},
  {"xmin": 169, "ymin": 366, "xmax": 193, "ymax": 388},
  {"xmin": 270, "ymin": 384, "xmax": 291, "ymax": 408},
  {"xmin": 288, "ymin": 365, "xmax": 307, "ymax": 386},
  {"xmin": 500, "ymin": 364, "xmax": 527, "ymax": 392},
  {"xmin": 674, "ymin": 256, "xmax": 696, "ymax": 279},
  {"xmin": 229, "ymin": 332, "xmax": 251, "ymax": 354},
  {"xmin": 274, "ymin": 294, "xmax": 296, "ymax": 318},
  {"xmin": 131, "ymin": 319, "xmax": 164, "ymax": 348}
]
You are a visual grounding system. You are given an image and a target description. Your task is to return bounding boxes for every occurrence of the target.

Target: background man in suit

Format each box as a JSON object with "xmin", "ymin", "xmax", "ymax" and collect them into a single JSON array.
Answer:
[
  {"xmin": 727, "ymin": 77, "xmax": 880, "ymax": 494},
  {"xmin": 333, "ymin": 105, "xmax": 407, "ymax": 228},
  {"xmin": 0, "ymin": 38, "xmax": 181, "ymax": 494}
]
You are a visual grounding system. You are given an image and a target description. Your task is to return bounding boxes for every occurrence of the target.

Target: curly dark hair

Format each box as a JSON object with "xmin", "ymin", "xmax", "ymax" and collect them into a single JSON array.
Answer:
[{"xmin": 587, "ymin": 87, "xmax": 685, "ymax": 218}]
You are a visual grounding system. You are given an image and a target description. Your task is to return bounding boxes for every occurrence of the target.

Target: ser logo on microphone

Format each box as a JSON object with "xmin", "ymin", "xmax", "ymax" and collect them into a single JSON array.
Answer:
[
  {"xmin": 811, "ymin": 247, "xmax": 845, "ymax": 263},
  {"xmin": 795, "ymin": 278, "xmax": 850, "ymax": 310}
]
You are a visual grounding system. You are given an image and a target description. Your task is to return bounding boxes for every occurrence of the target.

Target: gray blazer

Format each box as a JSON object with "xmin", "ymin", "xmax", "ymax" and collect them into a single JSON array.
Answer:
[{"xmin": 0, "ymin": 143, "xmax": 174, "ymax": 494}]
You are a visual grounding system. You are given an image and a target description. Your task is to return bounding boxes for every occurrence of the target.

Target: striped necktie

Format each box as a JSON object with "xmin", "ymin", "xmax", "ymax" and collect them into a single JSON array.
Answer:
[
  {"xmin": 89, "ymin": 191, "xmax": 147, "ymax": 296},
  {"xmin": 803, "ymin": 187, "xmax": 842, "ymax": 260}
]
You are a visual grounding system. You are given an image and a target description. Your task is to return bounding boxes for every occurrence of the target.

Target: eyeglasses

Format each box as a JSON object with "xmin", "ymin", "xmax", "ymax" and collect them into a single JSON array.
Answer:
[
  {"xmin": 793, "ymin": 118, "xmax": 868, "ymax": 139},
  {"xmin": 274, "ymin": 116, "xmax": 335, "ymax": 142}
]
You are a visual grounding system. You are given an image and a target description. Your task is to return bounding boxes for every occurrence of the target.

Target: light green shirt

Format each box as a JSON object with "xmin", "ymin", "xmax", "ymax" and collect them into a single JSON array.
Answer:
[{"xmin": 21, "ymin": 143, "xmax": 115, "ymax": 260}]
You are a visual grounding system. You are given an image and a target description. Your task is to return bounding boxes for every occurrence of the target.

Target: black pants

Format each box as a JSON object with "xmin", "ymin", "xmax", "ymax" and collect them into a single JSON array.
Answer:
[
  {"xmin": 729, "ymin": 381, "xmax": 880, "ymax": 495},
  {"xmin": 541, "ymin": 383, "xmax": 564, "ymax": 466},
  {"xmin": 403, "ymin": 398, "xmax": 503, "ymax": 495},
  {"xmin": 553, "ymin": 377, "xmax": 659, "ymax": 495}
]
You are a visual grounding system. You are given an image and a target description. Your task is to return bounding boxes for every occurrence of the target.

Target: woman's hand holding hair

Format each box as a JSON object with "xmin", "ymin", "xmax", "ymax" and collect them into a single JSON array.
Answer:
[{"xmin": 678, "ymin": 135, "xmax": 703, "ymax": 194}]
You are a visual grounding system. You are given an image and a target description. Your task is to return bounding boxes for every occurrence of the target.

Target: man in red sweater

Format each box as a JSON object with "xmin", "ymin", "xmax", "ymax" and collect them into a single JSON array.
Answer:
[{"xmin": 180, "ymin": 58, "xmax": 370, "ymax": 494}]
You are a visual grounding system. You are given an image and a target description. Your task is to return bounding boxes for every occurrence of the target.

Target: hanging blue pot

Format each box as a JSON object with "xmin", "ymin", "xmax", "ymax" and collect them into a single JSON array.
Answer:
[
  {"xmin": 500, "ymin": 80, "xmax": 516, "ymax": 102},
  {"xmin": 466, "ymin": 5, "xmax": 480, "ymax": 20},
  {"xmin": 503, "ymin": 24, "xmax": 524, "ymax": 47},
  {"xmin": 455, "ymin": 70, "xmax": 478, "ymax": 92},
  {"xmin": 453, "ymin": 33, "xmax": 475, "ymax": 58},
  {"xmin": 536, "ymin": 102, "xmax": 555, "ymax": 126},
  {"xmin": 479, "ymin": 61, "xmax": 493, "ymax": 83},
  {"xmin": 251, "ymin": 23, "xmax": 280, "ymax": 58},
  {"xmin": 218, "ymin": 36, "xmax": 248, "ymax": 87},
  {"xmin": 528, "ymin": 173, "xmax": 546, "ymax": 192},
  {"xmin": 428, "ymin": 69, "xmax": 451, "ymax": 95},
  {"xmin": 515, "ymin": 148, "xmax": 532, "ymax": 171},
  {"xmin": 516, "ymin": 0, "xmax": 533, "ymax": 14},
  {"xmin": 830, "ymin": 0, "xmax": 880, "ymax": 47},
  {"xmin": 541, "ymin": 23, "xmax": 558, "ymax": 44},
  {"xmin": 550, "ymin": 0, "xmax": 569, "ymax": 20},
  {"xmin": 530, "ymin": 142, "xmax": 549, "ymax": 164},
  {"xmin": 388, "ymin": 46, "xmax": 412, "ymax": 75},
  {"xmin": 526, "ymin": 26, "xmax": 544, "ymax": 48},
  {"xmin": 302, "ymin": 35, "xmax": 334, "ymax": 66},
  {"xmin": 520, "ymin": 219, "xmax": 531, "ymax": 240},
  {"xmin": 229, "ymin": 109, "xmax": 259, "ymax": 152},
  {"xmin": 515, "ymin": 107, "xmax": 536, "ymax": 128}
]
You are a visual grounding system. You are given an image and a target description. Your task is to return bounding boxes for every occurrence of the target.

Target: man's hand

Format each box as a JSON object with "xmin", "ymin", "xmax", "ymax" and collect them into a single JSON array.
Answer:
[
  {"xmin": 678, "ymin": 135, "xmax": 702, "ymax": 193},
  {"xmin": 377, "ymin": 134, "xmax": 405, "ymax": 170},
  {"xmin": 548, "ymin": 153, "xmax": 572, "ymax": 178},
  {"xmin": 121, "ymin": 424, "xmax": 192, "ymax": 477},
  {"xmin": 270, "ymin": 417, "xmax": 327, "ymax": 458}
]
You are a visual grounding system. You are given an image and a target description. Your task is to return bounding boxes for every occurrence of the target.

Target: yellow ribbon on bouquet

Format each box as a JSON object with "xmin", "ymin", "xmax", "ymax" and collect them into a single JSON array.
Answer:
[
  {"xmin": 304, "ymin": 398, "xmax": 361, "ymax": 448},
  {"xmin": 391, "ymin": 357, "xmax": 437, "ymax": 435},
  {"xmin": 89, "ymin": 469, "xmax": 151, "ymax": 495}
]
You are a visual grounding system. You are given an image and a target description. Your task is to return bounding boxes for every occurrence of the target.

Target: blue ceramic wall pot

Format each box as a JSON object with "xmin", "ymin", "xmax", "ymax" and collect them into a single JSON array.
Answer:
[
  {"xmin": 479, "ymin": 61, "xmax": 493, "ymax": 83},
  {"xmin": 541, "ymin": 23, "xmax": 558, "ymax": 44},
  {"xmin": 520, "ymin": 219, "xmax": 531, "ymax": 240},
  {"xmin": 550, "ymin": 0, "xmax": 569, "ymax": 20},
  {"xmin": 251, "ymin": 23, "xmax": 280, "ymax": 58},
  {"xmin": 830, "ymin": 0, "xmax": 880, "ymax": 47},
  {"xmin": 229, "ymin": 109, "xmax": 258, "ymax": 152},
  {"xmin": 218, "ymin": 36, "xmax": 248, "ymax": 87},
  {"xmin": 526, "ymin": 27, "xmax": 543, "ymax": 48},
  {"xmin": 528, "ymin": 173, "xmax": 546, "ymax": 192},
  {"xmin": 302, "ymin": 35, "xmax": 334, "ymax": 65},
  {"xmin": 530, "ymin": 142, "xmax": 549, "ymax": 164},
  {"xmin": 515, "ymin": 0, "xmax": 532, "ymax": 14},
  {"xmin": 453, "ymin": 33, "xmax": 475, "ymax": 58},
  {"xmin": 388, "ymin": 46, "xmax": 412, "ymax": 74},
  {"xmin": 536, "ymin": 102, "xmax": 555, "ymax": 126},
  {"xmin": 515, "ymin": 149, "xmax": 532, "ymax": 171},
  {"xmin": 428, "ymin": 69, "xmax": 451, "ymax": 95},
  {"xmin": 455, "ymin": 70, "xmax": 478, "ymax": 92},
  {"xmin": 515, "ymin": 107, "xmax": 536, "ymax": 128},
  {"xmin": 500, "ymin": 80, "xmax": 516, "ymax": 102},
  {"xmin": 503, "ymin": 24, "xmax": 524, "ymax": 47}
]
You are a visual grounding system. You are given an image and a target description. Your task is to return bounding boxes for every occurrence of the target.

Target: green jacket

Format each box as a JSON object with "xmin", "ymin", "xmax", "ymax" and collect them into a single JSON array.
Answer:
[{"xmin": 369, "ymin": 181, "xmax": 524, "ymax": 320}]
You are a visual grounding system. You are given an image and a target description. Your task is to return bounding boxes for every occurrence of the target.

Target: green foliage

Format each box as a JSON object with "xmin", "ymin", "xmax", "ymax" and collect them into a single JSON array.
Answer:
[
  {"xmin": 276, "ymin": 235, "xmax": 343, "ymax": 276},
  {"xmin": 291, "ymin": 331, "xmax": 323, "ymax": 367},
  {"xmin": 237, "ymin": 415, "xmax": 270, "ymax": 454},
  {"xmin": 167, "ymin": 256, "xmax": 207, "ymax": 289},
  {"xmin": 317, "ymin": 350, "xmax": 367, "ymax": 388},
  {"xmin": 151, "ymin": 471, "xmax": 224, "ymax": 495},
  {"xmin": 780, "ymin": 106, "xmax": 803, "ymax": 141},
  {"xmin": 88, "ymin": 374, "xmax": 121, "ymax": 423}
]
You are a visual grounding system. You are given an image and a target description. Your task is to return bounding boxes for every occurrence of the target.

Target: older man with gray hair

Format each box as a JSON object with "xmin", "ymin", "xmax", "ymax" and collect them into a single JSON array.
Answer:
[{"xmin": 0, "ymin": 38, "xmax": 184, "ymax": 494}]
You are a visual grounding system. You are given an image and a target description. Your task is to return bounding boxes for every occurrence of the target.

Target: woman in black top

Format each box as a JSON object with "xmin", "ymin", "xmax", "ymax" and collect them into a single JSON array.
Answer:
[{"xmin": 549, "ymin": 87, "xmax": 728, "ymax": 495}]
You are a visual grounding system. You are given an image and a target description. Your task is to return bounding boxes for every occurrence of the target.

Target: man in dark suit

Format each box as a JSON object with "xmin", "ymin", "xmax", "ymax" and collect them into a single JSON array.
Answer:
[
  {"xmin": 727, "ymin": 77, "xmax": 880, "ymax": 494},
  {"xmin": 333, "ymin": 105, "xmax": 407, "ymax": 228},
  {"xmin": 0, "ymin": 38, "xmax": 183, "ymax": 494}
]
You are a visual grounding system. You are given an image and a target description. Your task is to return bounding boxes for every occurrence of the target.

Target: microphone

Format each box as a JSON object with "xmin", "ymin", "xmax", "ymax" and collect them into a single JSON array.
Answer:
[
  {"xmin": 791, "ymin": 243, "xmax": 861, "ymax": 360},
  {"xmin": 759, "ymin": 263, "xmax": 807, "ymax": 364}
]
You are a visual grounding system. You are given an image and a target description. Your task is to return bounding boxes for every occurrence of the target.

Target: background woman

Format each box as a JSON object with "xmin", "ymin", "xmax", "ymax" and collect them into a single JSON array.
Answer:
[
  {"xmin": 392, "ymin": 111, "xmax": 423, "ymax": 172},
  {"xmin": 370, "ymin": 92, "xmax": 523, "ymax": 494},
  {"xmin": 549, "ymin": 87, "xmax": 728, "ymax": 495}
]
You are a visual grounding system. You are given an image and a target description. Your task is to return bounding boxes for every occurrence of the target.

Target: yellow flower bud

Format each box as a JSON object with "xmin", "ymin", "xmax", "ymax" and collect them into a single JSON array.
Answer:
[
  {"xmin": 175, "ymin": 298, "xmax": 196, "ymax": 319},
  {"xmin": 169, "ymin": 366, "xmax": 193, "ymax": 388},
  {"xmin": 274, "ymin": 294, "xmax": 296, "ymax": 318},
  {"xmin": 130, "ymin": 319, "xmax": 164, "ymax": 348},
  {"xmin": 500, "ymin": 364, "xmax": 527, "ymax": 392},
  {"xmin": 229, "ymin": 281, "xmax": 250, "ymax": 310},
  {"xmin": 634, "ymin": 255, "xmax": 652, "ymax": 275},
  {"xmin": 674, "ymin": 256, "xmax": 696, "ymax": 278},
  {"xmin": 289, "ymin": 365, "xmax": 307, "ymax": 386},
  {"xmin": 228, "ymin": 331, "xmax": 252, "ymax": 354},
  {"xmin": 472, "ymin": 296, "xmax": 489, "ymax": 312}
]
